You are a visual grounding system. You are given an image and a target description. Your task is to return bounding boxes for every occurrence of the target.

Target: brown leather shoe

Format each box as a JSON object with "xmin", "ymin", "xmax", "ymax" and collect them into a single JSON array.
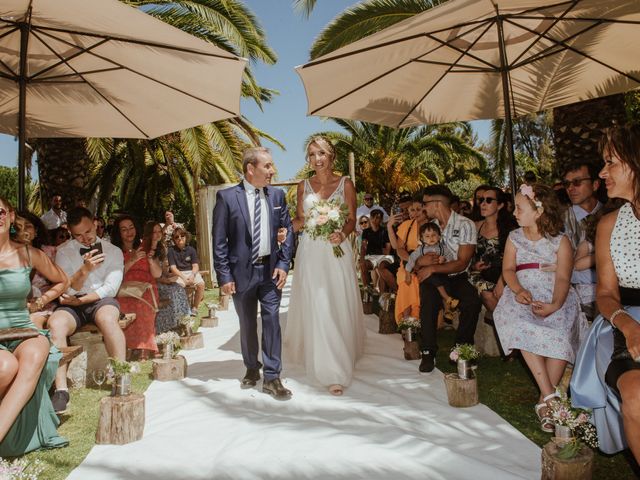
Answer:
[
  {"xmin": 262, "ymin": 378, "xmax": 292, "ymax": 400},
  {"xmin": 241, "ymin": 363, "xmax": 262, "ymax": 388}
]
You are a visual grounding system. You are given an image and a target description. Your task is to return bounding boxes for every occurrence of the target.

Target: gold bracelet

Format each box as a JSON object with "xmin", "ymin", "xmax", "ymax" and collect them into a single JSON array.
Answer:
[{"xmin": 609, "ymin": 308, "xmax": 627, "ymax": 329}]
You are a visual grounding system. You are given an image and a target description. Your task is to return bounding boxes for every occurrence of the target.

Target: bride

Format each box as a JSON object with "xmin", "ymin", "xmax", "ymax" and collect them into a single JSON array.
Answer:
[{"xmin": 285, "ymin": 136, "xmax": 365, "ymax": 396}]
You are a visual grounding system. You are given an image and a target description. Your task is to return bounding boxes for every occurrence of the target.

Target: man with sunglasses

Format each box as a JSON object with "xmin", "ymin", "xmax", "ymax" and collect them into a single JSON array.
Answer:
[
  {"xmin": 356, "ymin": 193, "xmax": 389, "ymax": 233},
  {"xmin": 562, "ymin": 161, "xmax": 604, "ymax": 319}
]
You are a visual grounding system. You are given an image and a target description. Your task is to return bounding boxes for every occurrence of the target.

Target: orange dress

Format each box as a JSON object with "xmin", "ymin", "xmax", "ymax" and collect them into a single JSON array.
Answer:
[
  {"xmin": 394, "ymin": 220, "xmax": 421, "ymax": 323},
  {"xmin": 119, "ymin": 252, "xmax": 158, "ymax": 352}
]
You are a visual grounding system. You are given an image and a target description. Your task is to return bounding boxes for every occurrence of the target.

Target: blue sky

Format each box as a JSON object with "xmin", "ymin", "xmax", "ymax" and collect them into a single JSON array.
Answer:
[{"xmin": 0, "ymin": 0, "xmax": 490, "ymax": 181}]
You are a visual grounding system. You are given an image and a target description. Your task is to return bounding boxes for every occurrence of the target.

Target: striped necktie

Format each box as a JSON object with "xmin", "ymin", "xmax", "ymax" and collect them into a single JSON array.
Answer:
[{"xmin": 251, "ymin": 188, "xmax": 261, "ymax": 264}]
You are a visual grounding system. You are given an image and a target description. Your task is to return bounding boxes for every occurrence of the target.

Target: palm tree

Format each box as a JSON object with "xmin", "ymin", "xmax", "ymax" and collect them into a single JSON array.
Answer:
[
  {"xmin": 303, "ymin": 119, "xmax": 484, "ymax": 209},
  {"xmin": 36, "ymin": 0, "xmax": 277, "ymax": 213}
]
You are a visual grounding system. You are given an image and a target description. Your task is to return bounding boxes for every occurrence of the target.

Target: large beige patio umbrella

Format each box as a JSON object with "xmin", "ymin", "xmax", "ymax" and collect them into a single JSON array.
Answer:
[
  {"xmin": 0, "ymin": 0, "xmax": 247, "ymax": 208},
  {"xmin": 297, "ymin": 0, "xmax": 640, "ymax": 192}
]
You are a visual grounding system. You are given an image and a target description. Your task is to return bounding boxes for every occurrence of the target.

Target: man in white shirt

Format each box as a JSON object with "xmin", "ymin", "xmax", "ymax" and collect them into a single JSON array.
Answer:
[
  {"xmin": 356, "ymin": 193, "xmax": 389, "ymax": 231},
  {"xmin": 40, "ymin": 193, "xmax": 67, "ymax": 231},
  {"xmin": 414, "ymin": 185, "xmax": 482, "ymax": 373},
  {"xmin": 47, "ymin": 207, "xmax": 125, "ymax": 414},
  {"xmin": 562, "ymin": 161, "xmax": 603, "ymax": 319}
]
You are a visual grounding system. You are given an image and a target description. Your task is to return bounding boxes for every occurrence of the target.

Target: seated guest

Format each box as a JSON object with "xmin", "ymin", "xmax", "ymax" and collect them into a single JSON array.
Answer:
[
  {"xmin": 356, "ymin": 192, "xmax": 389, "ymax": 232},
  {"xmin": 142, "ymin": 221, "xmax": 190, "ymax": 334},
  {"xmin": 0, "ymin": 196, "xmax": 69, "ymax": 456},
  {"xmin": 494, "ymin": 184, "xmax": 587, "ymax": 433},
  {"xmin": 94, "ymin": 216, "xmax": 109, "ymax": 241},
  {"xmin": 388, "ymin": 197, "xmax": 427, "ymax": 324},
  {"xmin": 571, "ymin": 124, "xmax": 640, "ymax": 461},
  {"xmin": 12, "ymin": 211, "xmax": 57, "ymax": 328},
  {"xmin": 52, "ymin": 226, "xmax": 70, "ymax": 247},
  {"xmin": 47, "ymin": 207, "xmax": 126, "ymax": 414},
  {"xmin": 468, "ymin": 187, "xmax": 517, "ymax": 313},
  {"xmin": 112, "ymin": 216, "xmax": 161, "ymax": 360},
  {"xmin": 162, "ymin": 210, "xmax": 184, "ymax": 247},
  {"xmin": 359, "ymin": 209, "xmax": 394, "ymax": 292},
  {"xmin": 168, "ymin": 227, "xmax": 205, "ymax": 315}
]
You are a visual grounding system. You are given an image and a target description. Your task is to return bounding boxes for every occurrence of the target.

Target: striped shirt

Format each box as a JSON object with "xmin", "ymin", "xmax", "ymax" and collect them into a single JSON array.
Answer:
[{"xmin": 435, "ymin": 211, "xmax": 477, "ymax": 275}]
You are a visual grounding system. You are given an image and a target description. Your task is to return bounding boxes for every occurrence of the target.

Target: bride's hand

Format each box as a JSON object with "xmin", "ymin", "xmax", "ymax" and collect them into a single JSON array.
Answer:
[{"xmin": 329, "ymin": 231, "xmax": 346, "ymax": 245}]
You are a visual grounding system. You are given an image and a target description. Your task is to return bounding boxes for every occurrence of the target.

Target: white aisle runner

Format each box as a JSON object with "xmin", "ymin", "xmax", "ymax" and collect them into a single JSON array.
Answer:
[{"xmin": 68, "ymin": 279, "xmax": 540, "ymax": 480}]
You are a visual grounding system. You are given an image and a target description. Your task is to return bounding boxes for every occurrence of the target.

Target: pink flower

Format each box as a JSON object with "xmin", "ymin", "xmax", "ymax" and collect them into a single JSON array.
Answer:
[
  {"xmin": 577, "ymin": 413, "xmax": 588, "ymax": 424},
  {"xmin": 316, "ymin": 215, "xmax": 328, "ymax": 226},
  {"xmin": 519, "ymin": 184, "xmax": 534, "ymax": 199},
  {"xmin": 449, "ymin": 350, "xmax": 459, "ymax": 361}
]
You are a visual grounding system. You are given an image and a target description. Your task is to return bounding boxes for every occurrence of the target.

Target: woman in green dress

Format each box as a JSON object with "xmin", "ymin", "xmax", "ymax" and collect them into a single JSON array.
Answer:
[{"xmin": 0, "ymin": 196, "xmax": 69, "ymax": 455}]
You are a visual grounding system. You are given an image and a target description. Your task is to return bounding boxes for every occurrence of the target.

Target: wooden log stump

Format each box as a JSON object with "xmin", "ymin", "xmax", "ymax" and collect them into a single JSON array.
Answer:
[
  {"xmin": 152, "ymin": 356, "xmax": 187, "ymax": 381},
  {"xmin": 218, "ymin": 292, "xmax": 230, "ymax": 311},
  {"xmin": 541, "ymin": 441, "xmax": 594, "ymax": 480},
  {"xmin": 200, "ymin": 316, "xmax": 219, "ymax": 328},
  {"xmin": 403, "ymin": 340, "xmax": 421, "ymax": 360},
  {"xmin": 378, "ymin": 309, "xmax": 397, "ymax": 334},
  {"xmin": 362, "ymin": 301, "xmax": 374, "ymax": 315},
  {"xmin": 443, "ymin": 373, "xmax": 479, "ymax": 408},
  {"xmin": 96, "ymin": 393, "xmax": 145, "ymax": 445},
  {"xmin": 180, "ymin": 332, "xmax": 204, "ymax": 350}
]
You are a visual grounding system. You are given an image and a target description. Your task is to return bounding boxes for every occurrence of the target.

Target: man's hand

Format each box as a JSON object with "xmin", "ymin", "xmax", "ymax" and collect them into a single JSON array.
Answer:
[
  {"xmin": 59, "ymin": 293, "xmax": 84, "ymax": 306},
  {"xmin": 273, "ymin": 268, "xmax": 287, "ymax": 290},
  {"xmin": 415, "ymin": 265, "xmax": 434, "ymax": 282},
  {"xmin": 82, "ymin": 251, "xmax": 105, "ymax": 272},
  {"xmin": 277, "ymin": 227, "xmax": 287, "ymax": 244},
  {"xmin": 416, "ymin": 252, "xmax": 440, "ymax": 267},
  {"xmin": 221, "ymin": 282, "xmax": 236, "ymax": 295}
]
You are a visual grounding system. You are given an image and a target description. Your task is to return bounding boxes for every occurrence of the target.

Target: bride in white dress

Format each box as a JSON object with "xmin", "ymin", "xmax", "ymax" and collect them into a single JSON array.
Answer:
[{"xmin": 285, "ymin": 136, "xmax": 365, "ymax": 396}]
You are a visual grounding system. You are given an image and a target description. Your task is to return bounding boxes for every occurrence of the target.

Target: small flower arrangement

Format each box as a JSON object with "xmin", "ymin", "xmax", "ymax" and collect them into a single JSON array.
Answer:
[
  {"xmin": 156, "ymin": 331, "xmax": 181, "ymax": 348},
  {"xmin": 378, "ymin": 292, "xmax": 396, "ymax": 311},
  {"xmin": 398, "ymin": 316, "xmax": 420, "ymax": 331},
  {"xmin": 549, "ymin": 390, "xmax": 599, "ymax": 458},
  {"xmin": 449, "ymin": 343, "xmax": 480, "ymax": 362},
  {"xmin": 108, "ymin": 357, "xmax": 141, "ymax": 377},
  {"xmin": 0, "ymin": 457, "xmax": 44, "ymax": 480},
  {"xmin": 304, "ymin": 198, "xmax": 349, "ymax": 257},
  {"xmin": 178, "ymin": 315, "xmax": 195, "ymax": 336}
]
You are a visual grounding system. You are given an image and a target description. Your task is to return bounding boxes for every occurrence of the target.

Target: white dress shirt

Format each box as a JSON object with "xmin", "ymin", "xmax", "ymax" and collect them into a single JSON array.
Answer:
[
  {"xmin": 55, "ymin": 238, "xmax": 124, "ymax": 299},
  {"xmin": 40, "ymin": 208, "xmax": 67, "ymax": 230},
  {"xmin": 243, "ymin": 179, "xmax": 271, "ymax": 257}
]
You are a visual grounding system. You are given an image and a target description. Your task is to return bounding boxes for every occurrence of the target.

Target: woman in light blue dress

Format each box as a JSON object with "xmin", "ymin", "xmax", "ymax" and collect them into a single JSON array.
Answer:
[
  {"xmin": 0, "ymin": 196, "xmax": 69, "ymax": 456},
  {"xmin": 571, "ymin": 124, "xmax": 640, "ymax": 461}
]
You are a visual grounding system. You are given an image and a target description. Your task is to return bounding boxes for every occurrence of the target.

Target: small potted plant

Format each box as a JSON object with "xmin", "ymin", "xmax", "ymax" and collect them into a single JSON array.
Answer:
[
  {"xmin": 450, "ymin": 344, "xmax": 480, "ymax": 379},
  {"xmin": 178, "ymin": 315, "xmax": 195, "ymax": 337},
  {"xmin": 205, "ymin": 302, "xmax": 218, "ymax": 319},
  {"xmin": 108, "ymin": 358, "xmax": 140, "ymax": 396},
  {"xmin": 0, "ymin": 457, "xmax": 44, "ymax": 480},
  {"xmin": 398, "ymin": 316, "xmax": 420, "ymax": 342},
  {"xmin": 378, "ymin": 292, "xmax": 396, "ymax": 312},
  {"xmin": 155, "ymin": 331, "xmax": 181, "ymax": 359}
]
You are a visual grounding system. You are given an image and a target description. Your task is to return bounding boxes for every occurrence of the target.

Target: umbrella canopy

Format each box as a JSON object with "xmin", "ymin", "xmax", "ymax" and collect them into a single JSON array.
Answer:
[
  {"xmin": 0, "ymin": 0, "xmax": 247, "ymax": 207},
  {"xmin": 297, "ymin": 0, "xmax": 640, "ymax": 191}
]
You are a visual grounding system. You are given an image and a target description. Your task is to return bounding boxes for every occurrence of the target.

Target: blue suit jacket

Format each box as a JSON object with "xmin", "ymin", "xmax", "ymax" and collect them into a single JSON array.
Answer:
[{"xmin": 212, "ymin": 182, "xmax": 293, "ymax": 292}]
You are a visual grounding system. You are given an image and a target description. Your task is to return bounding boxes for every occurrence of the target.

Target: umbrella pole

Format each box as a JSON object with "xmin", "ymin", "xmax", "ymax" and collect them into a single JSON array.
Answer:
[
  {"xmin": 496, "ymin": 15, "xmax": 518, "ymax": 196},
  {"xmin": 17, "ymin": 22, "xmax": 29, "ymax": 211}
]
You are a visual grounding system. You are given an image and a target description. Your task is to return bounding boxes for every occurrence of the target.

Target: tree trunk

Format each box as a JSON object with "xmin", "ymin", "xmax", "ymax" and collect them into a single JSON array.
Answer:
[
  {"xmin": 552, "ymin": 94, "xmax": 627, "ymax": 169},
  {"xmin": 35, "ymin": 138, "xmax": 92, "ymax": 210}
]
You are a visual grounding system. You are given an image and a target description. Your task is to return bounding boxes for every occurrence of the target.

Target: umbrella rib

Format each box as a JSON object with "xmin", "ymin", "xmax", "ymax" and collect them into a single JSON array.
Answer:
[
  {"xmin": 31, "ymin": 30, "xmax": 150, "ymax": 138},
  {"xmin": 508, "ymin": 19, "xmax": 602, "ymax": 70},
  {"xmin": 35, "ymin": 29, "xmax": 239, "ymax": 117},
  {"xmin": 34, "ymin": 25, "xmax": 241, "ymax": 62},
  {"xmin": 413, "ymin": 60, "xmax": 492, "ymax": 72},
  {"xmin": 508, "ymin": 0, "xmax": 580, "ymax": 67},
  {"xmin": 509, "ymin": 18, "xmax": 640, "ymax": 87},
  {"xmin": 517, "ymin": 16, "xmax": 640, "ymax": 26},
  {"xmin": 32, "ymin": 67, "xmax": 124, "ymax": 82},
  {"xmin": 29, "ymin": 38, "xmax": 110, "ymax": 80},
  {"xmin": 396, "ymin": 20, "xmax": 496, "ymax": 128}
]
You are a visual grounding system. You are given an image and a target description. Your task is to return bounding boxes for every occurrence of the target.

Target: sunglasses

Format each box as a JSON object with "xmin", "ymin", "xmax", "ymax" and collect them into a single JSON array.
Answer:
[
  {"xmin": 173, "ymin": 234, "xmax": 186, "ymax": 239},
  {"xmin": 359, "ymin": 221, "xmax": 369, "ymax": 225},
  {"xmin": 364, "ymin": 197, "xmax": 373, "ymax": 201},
  {"xmin": 562, "ymin": 177, "xmax": 592, "ymax": 188},
  {"xmin": 478, "ymin": 197, "xmax": 497, "ymax": 204}
]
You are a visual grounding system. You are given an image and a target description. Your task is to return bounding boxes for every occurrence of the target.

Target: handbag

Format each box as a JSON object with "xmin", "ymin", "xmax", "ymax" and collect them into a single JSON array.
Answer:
[{"xmin": 117, "ymin": 281, "xmax": 158, "ymax": 312}]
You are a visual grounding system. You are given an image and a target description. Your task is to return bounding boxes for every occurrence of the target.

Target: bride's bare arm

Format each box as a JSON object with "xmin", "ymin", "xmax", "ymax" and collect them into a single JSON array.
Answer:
[
  {"xmin": 291, "ymin": 181, "xmax": 305, "ymax": 233},
  {"xmin": 341, "ymin": 178, "xmax": 357, "ymax": 237}
]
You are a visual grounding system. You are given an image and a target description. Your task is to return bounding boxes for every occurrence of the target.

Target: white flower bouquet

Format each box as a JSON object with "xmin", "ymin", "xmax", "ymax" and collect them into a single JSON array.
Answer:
[
  {"xmin": 449, "ymin": 343, "xmax": 480, "ymax": 362},
  {"xmin": 397, "ymin": 316, "xmax": 420, "ymax": 331},
  {"xmin": 304, "ymin": 198, "xmax": 349, "ymax": 257},
  {"xmin": 0, "ymin": 457, "xmax": 44, "ymax": 480},
  {"xmin": 156, "ymin": 331, "xmax": 181, "ymax": 348},
  {"xmin": 550, "ymin": 389, "xmax": 599, "ymax": 457}
]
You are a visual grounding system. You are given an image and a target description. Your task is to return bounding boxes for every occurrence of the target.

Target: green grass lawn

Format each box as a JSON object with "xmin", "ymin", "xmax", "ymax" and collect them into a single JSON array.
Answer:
[{"xmin": 14, "ymin": 292, "xmax": 639, "ymax": 479}]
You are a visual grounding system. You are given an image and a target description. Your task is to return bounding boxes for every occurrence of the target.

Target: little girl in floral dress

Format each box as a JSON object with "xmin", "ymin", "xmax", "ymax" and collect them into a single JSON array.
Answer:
[{"xmin": 494, "ymin": 184, "xmax": 587, "ymax": 433}]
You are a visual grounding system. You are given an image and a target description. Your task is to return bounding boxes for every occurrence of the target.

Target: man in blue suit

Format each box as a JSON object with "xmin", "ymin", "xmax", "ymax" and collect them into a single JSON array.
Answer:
[{"xmin": 212, "ymin": 147, "xmax": 294, "ymax": 399}]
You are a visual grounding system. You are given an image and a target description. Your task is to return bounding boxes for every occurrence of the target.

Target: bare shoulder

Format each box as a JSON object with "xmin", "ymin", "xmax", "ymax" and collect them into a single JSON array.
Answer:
[
  {"xmin": 597, "ymin": 209, "xmax": 619, "ymax": 234},
  {"xmin": 343, "ymin": 176, "xmax": 355, "ymax": 191}
]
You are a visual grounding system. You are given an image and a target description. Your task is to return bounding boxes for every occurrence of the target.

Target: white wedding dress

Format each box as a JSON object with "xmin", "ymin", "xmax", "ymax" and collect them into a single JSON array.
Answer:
[{"xmin": 285, "ymin": 176, "xmax": 365, "ymax": 387}]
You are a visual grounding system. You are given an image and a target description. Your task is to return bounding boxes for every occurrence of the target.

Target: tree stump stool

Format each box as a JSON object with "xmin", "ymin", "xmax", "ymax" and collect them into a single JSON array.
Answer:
[
  {"xmin": 541, "ymin": 441, "xmax": 593, "ymax": 480},
  {"xmin": 403, "ymin": 340, "xmax": 421, "ymax": 360},
  {"xmin": 378, "ymin": 309, "xmax": 397, "ymax": 334},
  {"xmin": 200, "ymin": 316, "xmax": 219, "ymax": 328},
  {"xmin": 180, "ymin": 332, "xmax": 204, "ymax": 350},
  {"xmin": 96, "ymin": 393, "xmax": 145, "ymax": 445},
  {"xmin": 444, "ymin": 373, "xmax": 479, "ymax": 408},
  {"xmin": 218, "ymin": 291, "xmax": 230, "ymax": 311},
  {"xmin": 152, "ymin": 355, "xmax": 187, "ymax": 381}
]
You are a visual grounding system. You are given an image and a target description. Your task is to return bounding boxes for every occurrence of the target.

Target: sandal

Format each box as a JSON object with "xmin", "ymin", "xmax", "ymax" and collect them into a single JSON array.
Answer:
[
  {"xmin": 535, "ymin": 392, "xmax": 559, "ymax": 433},
  {"xmin": 329, "ymin": 384, "xmax": 344, "ymax": 396}
]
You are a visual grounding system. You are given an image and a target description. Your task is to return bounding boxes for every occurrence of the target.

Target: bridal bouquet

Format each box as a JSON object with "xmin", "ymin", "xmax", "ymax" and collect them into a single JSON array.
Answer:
[{"xmin": 304, "ymin": 199, "xmax": 349, "ymax": 257}]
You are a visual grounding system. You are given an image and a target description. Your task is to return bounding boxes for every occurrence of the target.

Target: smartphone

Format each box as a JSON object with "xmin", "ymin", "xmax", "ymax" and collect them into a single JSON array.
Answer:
[
  {"xmin": 91, "ymin": 243, "xmax": 103, "ymax": 255},
  {"xmin": 392, "ymin": 205, "xmax": 403, "ymax": 215}
]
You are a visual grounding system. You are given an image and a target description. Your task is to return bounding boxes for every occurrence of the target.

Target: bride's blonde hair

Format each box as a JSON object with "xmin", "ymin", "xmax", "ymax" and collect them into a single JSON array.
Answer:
[{"xmin": 306, "ymin": 135, "xmax": 336, "ymax": 163}]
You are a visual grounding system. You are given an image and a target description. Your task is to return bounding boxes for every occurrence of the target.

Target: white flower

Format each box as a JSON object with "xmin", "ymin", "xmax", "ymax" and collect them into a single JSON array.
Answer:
[
  {"xmin": 307, "ymin": 217, "xmax": 317, "ymax": 228},
  {"xmin": 328, "ymin": 210, "xmax": 340, "ymax": 221}
]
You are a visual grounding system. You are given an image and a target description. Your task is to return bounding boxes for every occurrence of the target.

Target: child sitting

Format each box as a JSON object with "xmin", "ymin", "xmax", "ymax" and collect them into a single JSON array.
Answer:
[{"xmin": 404, "ymin": 223, "xmax": 459, "ymax": 315}]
